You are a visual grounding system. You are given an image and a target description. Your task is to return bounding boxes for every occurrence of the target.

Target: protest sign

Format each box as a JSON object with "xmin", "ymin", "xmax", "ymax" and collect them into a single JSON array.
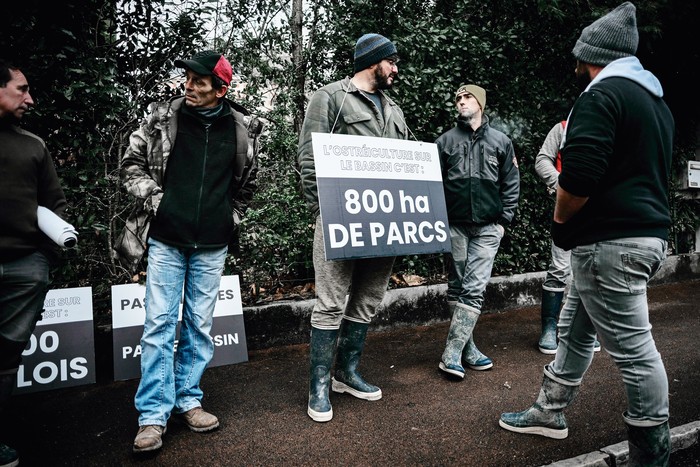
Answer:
[
  {"xmin": 111, "ymin": 275, "xmax": 247, "ymax": 381},
  {"xmin": 312, "ymin": 132, "xmax": 451, "ymax": 260},
  {"xmin": 15, "ymin": 287, "xmax": 95, "ymax": 395}
]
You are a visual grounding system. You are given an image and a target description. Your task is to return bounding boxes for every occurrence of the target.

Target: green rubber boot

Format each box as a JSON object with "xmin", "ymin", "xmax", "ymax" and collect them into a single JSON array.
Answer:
[
  {"xmin": 307, "ymin": 327, "xmax": 339, "ymax": 422},
  {"xmin": 626, "ymin": 419, "xmax": 670, "ymax": 467},
  {"xmin": 539, "ymin": 289, "xmax": 564, "ymax": 354},
  {"xmin": 332, "ymin": 320, "xmax": 382, "ymax": 401}
]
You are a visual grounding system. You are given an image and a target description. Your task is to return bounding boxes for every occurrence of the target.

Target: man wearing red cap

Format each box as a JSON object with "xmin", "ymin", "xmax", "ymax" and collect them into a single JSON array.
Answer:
[{"xmin": 117, "ymin": 50, "xmax": 263, "ymax": 453}]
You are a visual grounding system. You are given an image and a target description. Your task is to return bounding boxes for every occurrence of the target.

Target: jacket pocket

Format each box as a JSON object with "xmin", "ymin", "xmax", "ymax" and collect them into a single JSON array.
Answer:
[
  {"xmin": 392, "ymin": 120, "xmax": 407, "ymax": 139},
  {"xmin": 343, "ymin": 112, "xmax": 373, "ymax": 125}
]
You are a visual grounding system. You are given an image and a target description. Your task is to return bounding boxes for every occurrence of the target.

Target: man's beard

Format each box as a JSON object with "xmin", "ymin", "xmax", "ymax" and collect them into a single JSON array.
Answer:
[
  {"xmin": 374, "ymin": 67, "xmax": 396, "ymax": 90},
  {"xmin": 575, "ymin": 68, "xmax": 592, "ymax": 92},
  {"xmin": 458, "ymin": 108, "xmax": 477, "ymax": 123}
]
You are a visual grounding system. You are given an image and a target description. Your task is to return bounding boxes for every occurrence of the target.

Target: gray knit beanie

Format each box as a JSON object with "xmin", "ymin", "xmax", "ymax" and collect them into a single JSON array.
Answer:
[
  {"xmin": 572, "ymin": 1, "xmax": 638, "ymax": 66},
  {"xmin": 353, "ymin": 34, "xmax": 398, "ymax": 73}
]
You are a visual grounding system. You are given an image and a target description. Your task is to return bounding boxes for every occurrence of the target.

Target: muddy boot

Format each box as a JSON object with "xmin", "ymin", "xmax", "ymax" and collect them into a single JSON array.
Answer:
[
  {"xmin": 463, "ymin": 336, "xmax": 493, "ymax": 370},
  {"xmin": 439, "ymin": 303, "xmax": 479, "ymax": 379},
  {"xmin": 539, "ymin": 290, "xmax": 563, "ymax": 354},
  {"xmin": 307, "ymin": 327, "xmax": 339, "ymax": 422},
  {"xmin": 499, "ymin": 365, "xmax": 580, "ymax": 439},
  {"xmin": 626, "ymin": 419, "xmax": 670, "ymax": 467},
  {"xmin": 332, "ymin": 320, "xmax": 381, "ymax": 401}
]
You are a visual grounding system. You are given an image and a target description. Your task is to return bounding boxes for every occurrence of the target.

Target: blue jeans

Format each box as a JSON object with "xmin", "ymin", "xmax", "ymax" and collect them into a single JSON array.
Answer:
[
  {"xmin": 135, "ymin": 238, "xmax": 227, "ymax": 427},
  {"xmin": 447, "ymin": 223, "xmax": 503, "ymax": 310},
  {"xmin": 551, "ymin": 237, "xmax": 668, "ymax": 427},
  {"xmin": 0, "ymin": 252, "xmax": 49, "ymax": 372}
]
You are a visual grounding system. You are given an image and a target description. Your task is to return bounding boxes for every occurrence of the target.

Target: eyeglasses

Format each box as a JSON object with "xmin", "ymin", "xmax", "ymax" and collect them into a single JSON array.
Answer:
[{"xmin": 384, "ymin": 58, "xmax": 399, "ymax": 67}]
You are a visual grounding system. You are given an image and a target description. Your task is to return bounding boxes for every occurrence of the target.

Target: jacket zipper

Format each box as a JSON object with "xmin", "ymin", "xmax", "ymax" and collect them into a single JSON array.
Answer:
[{"xmin": 194, "ymin": 126, "xmax": 210, "ymax": 249}]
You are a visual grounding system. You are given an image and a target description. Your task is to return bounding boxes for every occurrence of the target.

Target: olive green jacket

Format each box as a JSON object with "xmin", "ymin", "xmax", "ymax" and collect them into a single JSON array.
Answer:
[{"xmin": 297, "ymin": 77, "xmax": 408, "ymax": 215}]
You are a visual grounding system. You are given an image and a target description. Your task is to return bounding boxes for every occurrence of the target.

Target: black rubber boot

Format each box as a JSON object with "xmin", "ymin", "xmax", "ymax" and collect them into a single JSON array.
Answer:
[
  {"xmin": 332, "ymin": 320, "xmax": 382, "ymax": 401},
  {"xmin": 0, "ymin": 372, "xmax": 19, "ymax": 466},
  {"xmin": 307, "ymin": 327, "xmax": 339, "ymax": 422},
  {"xmin": 626, "ymin": 420, "xmax": 671, "ymax": 467},
  {"xmin": 539, "ymin": 290, "xmax": 564, "ymax": 354}
]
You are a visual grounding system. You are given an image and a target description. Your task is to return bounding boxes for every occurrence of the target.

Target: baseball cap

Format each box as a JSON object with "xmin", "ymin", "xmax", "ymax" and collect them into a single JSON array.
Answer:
[{"xmin": 175, "ymin": 50, "xmax": 233, "ymax": 86}]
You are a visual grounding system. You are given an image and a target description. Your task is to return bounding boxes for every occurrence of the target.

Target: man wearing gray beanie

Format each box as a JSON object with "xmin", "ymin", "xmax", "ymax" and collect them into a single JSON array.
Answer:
[
  {"xmin": 297, "ymin": 33, "xmax": 407, "ymax": 423},
  {"xmin": 500, "ymin": 3, "xmax": 674, "ymax": 465}
]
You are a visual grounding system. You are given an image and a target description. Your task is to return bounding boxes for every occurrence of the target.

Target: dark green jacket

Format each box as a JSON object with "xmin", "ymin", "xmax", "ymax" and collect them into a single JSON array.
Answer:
[
  {"xmin": 298, "ymin": 77, "xmax": 408, "ymax": 215},
  {"xmin": 117, "ymin": 96, "xmax": 263, "ymax": 268}
]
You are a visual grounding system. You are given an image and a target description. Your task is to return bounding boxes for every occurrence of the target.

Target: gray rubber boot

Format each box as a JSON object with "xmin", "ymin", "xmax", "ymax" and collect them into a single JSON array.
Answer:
[
  {"xmin": 499, "ymin": 365, "xmax": 580, "ymax": 439},
  {"xmin": 539, "ymin": 289, "xmax": 564, "ymax": 354},
  {"xmin": 308, "ymin": 327, "xmax": 339, "ymax": 422},
  {"xmin": 332, "ymin": 320, "xmax": 382, "ymax": 401},
  {"xmin": 626, "ymin": 420, "xmax": 671, "ymax": 467},
  {"xmin": 439, "ymin": 303, "xmax": 479, "ymax": 379},
  {"xmin": 463, "ymin": 336, "xmax": 493, "ymax": 370},
  {"xmin": 445, "ymin": 300, "xmax": 492, "ymax": 371}
]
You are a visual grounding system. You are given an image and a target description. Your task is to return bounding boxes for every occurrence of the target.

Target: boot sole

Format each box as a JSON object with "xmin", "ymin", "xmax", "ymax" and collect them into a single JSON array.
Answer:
[
  {"xmin": 498, "ymin": 419, "xmax": 568, "ymax": 439},
  {"xmin": 186, "ymin": 421, "xmax": 220, "ymax": 433},
  {"xmin": 439, "ymin": 362, "xmax": 465, "ymax": 379},
  {"xmin": 467, "ymin": 362, "xmax": 493, "ymax": 371},
  {"xmin": 331, "ymin": 378, "xmax": 382, "ymax": 401},
  {"xmin": 133, "ymin": 440, "xmax": 162, "ymax": 453},
  {"xmin": 308, "ymin": 406, "xmax": 333, "ymax": 422}
]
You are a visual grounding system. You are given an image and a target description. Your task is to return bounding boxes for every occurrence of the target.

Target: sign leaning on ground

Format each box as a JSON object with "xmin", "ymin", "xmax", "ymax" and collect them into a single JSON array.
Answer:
[
  {"xmin": 111, "ymin": 275, "xmax": 248, "ymax": 381},
  {"xmin": 312, "ymin": 133, "xmax": 451, "ymax": 260},
  {"xmin": 15, "ymin": 287, "xmax": 96, "ymax": 395}
]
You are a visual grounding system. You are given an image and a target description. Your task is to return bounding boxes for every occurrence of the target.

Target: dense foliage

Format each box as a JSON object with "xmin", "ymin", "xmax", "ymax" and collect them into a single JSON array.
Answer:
[{"xmin": 3, "ymin": 0, "xmax": 698, "ymax": 316}]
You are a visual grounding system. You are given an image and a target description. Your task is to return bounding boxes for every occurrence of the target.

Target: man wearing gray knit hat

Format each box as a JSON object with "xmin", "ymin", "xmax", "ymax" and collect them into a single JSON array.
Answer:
[
  {"xmin": 297, "ymin": 33, "xmax": 406, "ymax": 423},
  {"xmin": 572, "ymin": 1, "xmax": 638, "ymax": 66},
  {"xmin": 500, "ymin": 3, "xmax": 675, "ymax": 465}
]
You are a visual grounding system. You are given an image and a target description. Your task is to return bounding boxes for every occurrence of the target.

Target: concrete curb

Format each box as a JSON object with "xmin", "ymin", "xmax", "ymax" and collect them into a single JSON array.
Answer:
[
  {"xmin": 544, "ymin": 420, "xmax": 700, "ymax": 466},
  {"xmin": 243, "ymin": 252, "xmax": 700, "ymax": 350}
]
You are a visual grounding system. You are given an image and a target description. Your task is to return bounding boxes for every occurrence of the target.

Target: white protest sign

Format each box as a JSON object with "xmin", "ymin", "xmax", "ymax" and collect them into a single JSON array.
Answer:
[
  {"xmin": 111, "ymin": 275, "xmax": 248, "ymax": 381},
  {"xmin": 312, "ymin": 132, "xmax": 451, "ymax": 260},
  {"xmin": 15, "ymin": 287, "xmax": 96, "ymax": 395}
]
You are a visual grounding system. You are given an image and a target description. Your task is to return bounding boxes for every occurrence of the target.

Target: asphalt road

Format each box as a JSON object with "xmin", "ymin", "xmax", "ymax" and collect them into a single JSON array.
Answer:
[{"xmin": 2, "ymin": 279, "xmax": 699, "ymax": 466}]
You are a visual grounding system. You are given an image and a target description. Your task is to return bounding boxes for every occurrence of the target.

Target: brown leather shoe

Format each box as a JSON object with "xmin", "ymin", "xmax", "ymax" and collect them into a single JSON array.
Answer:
[
  {"xmin": 133, "ymin": 425, "xmax": 166, "ymax": 453},
  {"xmin": 180, "ymin": 407, "xmax": 220, "ymax": 432}
]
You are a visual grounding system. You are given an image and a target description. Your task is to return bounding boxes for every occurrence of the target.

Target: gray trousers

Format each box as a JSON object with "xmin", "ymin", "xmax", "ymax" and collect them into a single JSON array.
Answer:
[
  {"xmin": 310, "ymin": 217, "xmax": 395, "ymax": 329},
  {"xmin": 543, "ymin": 240, "xmax": 571, "ymax": 292}
]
